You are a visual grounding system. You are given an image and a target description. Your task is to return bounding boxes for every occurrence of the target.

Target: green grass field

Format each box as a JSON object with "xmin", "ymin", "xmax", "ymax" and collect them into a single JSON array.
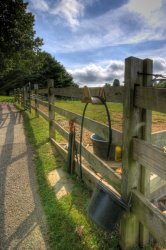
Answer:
[
  {"xmin": 55, "ymin": 100, "xmax": 123, "ymax": 131},
  {"xmin": 0, "ymin": 96, "xmax": 14, "ymax": 103},
  {"xmin": 55, "ymin": 100, "xmax": 166, "ymax": 133},
  {"xmin": 55, "ymin": 100, "xmax": 122, "ymax": 122}
]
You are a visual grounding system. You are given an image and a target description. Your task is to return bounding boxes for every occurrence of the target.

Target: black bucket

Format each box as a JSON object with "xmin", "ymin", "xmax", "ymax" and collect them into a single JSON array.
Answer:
[
  {"xmin": 90, "ymin": 134, "xmax": 115, "ymax": 160},
  {"xmin": 88, "ymin": 181, "xmax": 129, "ymax": 232}
]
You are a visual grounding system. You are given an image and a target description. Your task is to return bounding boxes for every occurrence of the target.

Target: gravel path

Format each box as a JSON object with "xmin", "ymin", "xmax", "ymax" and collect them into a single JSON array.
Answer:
[{"xmin": 0, "ymin": 103, "xmax": 48, "ymax": 250}]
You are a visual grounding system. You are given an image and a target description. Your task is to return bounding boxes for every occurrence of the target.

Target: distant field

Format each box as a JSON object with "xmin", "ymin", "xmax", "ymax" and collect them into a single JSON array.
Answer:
[
  {"xmin": 55, "ymin": 100, "xmax": 166, "ymax": 132},
  {"xmin": 0, "ymin": 96, "xmax": 14, "ymax": 103}
]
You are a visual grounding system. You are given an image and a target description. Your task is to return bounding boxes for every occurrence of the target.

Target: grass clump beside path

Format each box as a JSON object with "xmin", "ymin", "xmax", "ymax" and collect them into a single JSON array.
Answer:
[
  {"xmin": 22, "ymin": 109, "xmax": 119, "ymax": 250},
  {"xmin": 0, "ymin": 96, "xmax": 14, "ymax": 103}
]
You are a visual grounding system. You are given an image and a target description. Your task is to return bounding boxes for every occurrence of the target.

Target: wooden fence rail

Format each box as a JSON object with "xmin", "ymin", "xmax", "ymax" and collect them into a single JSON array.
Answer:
[
  {"xmin": 53, "ymin": 105, "xmax": 122, "ymax": 145},
  {"xmin": 132, "ymin": 189, "xmax": 166, "ymax": 246},
  {"xmin": 133, "ymin": 138, "xmax": 166, "ymax": 179},
  {"xmin": 36, "ymin": 86, "xmax": 124, "ymax": 103},
  {"xmin": 52, "ymin": 119, "xmax": 121, "ymax": 192},
  {"xmin": 135, "ymin": 86, "xmax": 166, "ymax": 113},
  {"xmin": 15, "ymin": 56, "xmax": 166, "ymax": 249}
]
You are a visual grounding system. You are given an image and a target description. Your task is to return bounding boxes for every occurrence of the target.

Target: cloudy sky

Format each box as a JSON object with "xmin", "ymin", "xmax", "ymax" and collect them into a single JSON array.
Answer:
[{"xmin": 27, "ymin": 0, "xmax": 166, "ymax": 86}]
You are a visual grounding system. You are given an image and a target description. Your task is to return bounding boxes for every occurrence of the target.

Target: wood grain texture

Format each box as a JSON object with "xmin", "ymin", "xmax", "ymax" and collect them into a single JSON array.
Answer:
[
  {"xmin": 48, "ymin": 80, "xmax": 55, "ymax": 139},
  {"xmin": 30, "ymin": 104, "xmax": 35, "ymax": 110},
  {"xmin": 37, "ymin": 98, "xmax": 48, "ymax": 108},
  {"xmin": 28, "ymin": 83, "xmax": 31, "ymax": 113},
  {"xmin": 75, "ymin": 141, "xmax": 121, "ymax": 193},
  {"xmin": 52, "ymin": 120, "xmax": 69, "ymax": 141},
  {"xmin": 139, "ymin": 58, "xmax": 152, "ymax": 245},
  {"xmin": 50, "ymin": 138, "xmax": 121, "ymax": 193},
  {"xmin": 133, "ymin": 138, "xmax": 166, "ymax": 180},
  {"xmin": 38, "ymin": 89, "xmax": 48, "ymax": 94},
  {"xmin": 38, "ymin": 86, "xmax": 124, "ymax": 103},
  {"xmin": 51, "ymin": 138, "xmax": 98, "ymax": 190},
  {"xmin": 152, "ymin": 130, "xmax": 166, "ymax": 148},
  {"xmin": 52, "ymin": 120, "xmax": 121, "ymax": 192},
  {"xmin": 150, "ymin": 175, "xmax": 166, "ymax": 195},
  {"xmin": 38, "ymin": 109, "xmax": 49, "ymax": 122},
  {"xmin": 132, "ymin": 189, "xmax": 166, "ymax": 247},
  {"xmin": 34, "ymin": 84, "xmax": 39, "ymax": 117},
  {"xmin": 120, "ymin": 57, "xmax": 144, "ymax": 249},
  {"xmin": 135, "ymin": 86, "xmax": 166, "ymax": 114},
  {"xmin": 50, "ymin": 138, "xmax": 68, "ymax": 160}
]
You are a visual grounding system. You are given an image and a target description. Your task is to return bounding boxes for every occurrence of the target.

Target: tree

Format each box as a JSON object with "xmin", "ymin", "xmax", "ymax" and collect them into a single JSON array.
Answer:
[
  {"xmin": 104, "ymin": 83, "xmax": 111, "ymax": 87},
  {"xmin": 155, "ymin": 80, "xmax": 166, "ymax": 88},
  {"xmin": 0, "ymin": 0, "xmax": 75, "ymax": 93},
  {"xmin": 0, "ymin": 51, "xmax": 76, "ymax": 93},
  {"xmin": 0, "ymin": 0, "xmax": 43, "ymax": 92},
  {"xmin": 113, "ymin": 79, "xmax": 120, "ymax": 87},
  {"xmin": 0, "ymin": 0, "xmax": 42, "ymax": 57},
  {"xmin": 36, "ymin": 52, "xmax": 75, "ymax": 88}
]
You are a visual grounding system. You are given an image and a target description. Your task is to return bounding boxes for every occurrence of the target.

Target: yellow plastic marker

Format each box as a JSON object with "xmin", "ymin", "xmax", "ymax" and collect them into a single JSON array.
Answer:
[{"xmin": 115, "ymin": 146, "xmax": 122, "ymax": 162}]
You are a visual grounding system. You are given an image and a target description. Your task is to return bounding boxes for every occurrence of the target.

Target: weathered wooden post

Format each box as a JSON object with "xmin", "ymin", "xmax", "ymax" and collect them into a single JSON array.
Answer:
[
  {"xmin": 28, "ymin": 82, "xmax": 31, "ymax": 113},
  {"xmin": 14, "ymin": 89, "xmax": 17, "ymax": 103},
  {"xmin": 48, "ymin": 79, "xmax": 55, "ymax": 139},
  {"xmin": 21, "ymin": 88, "xmax": 24, "ymax": 107},
  {"xmin": 67, "ymin": 120, "xmax": 76, "ymax": 174},
  {"xmin": 18, "ymin": 88, "xmax": 20, "ymax": 104},
  {"xmin": 23, "ymin": 86, "xmax": 27, "ymax": 109},
  {"xmin": 139, "ymin": 58, "xmax": 152, "ymax": 246},
  {"xmin": 120, "ymin": 57, "xmax": 144, "ymax": 249},
  {"xmin": 16, "ymin": 88, "xmax": 19, "ymax": 103},
  {"xmin": 34, "ymin": 84, "xmax": 39, "ymax": 117},
  {"xmin": 120, "ymin": 57, "xmax": 153, "ymax": 249}
]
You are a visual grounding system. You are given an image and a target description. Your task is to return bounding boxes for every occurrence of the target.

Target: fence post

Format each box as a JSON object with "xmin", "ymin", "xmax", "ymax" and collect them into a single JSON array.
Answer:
[
  {"xmin": 120, "ymin": 57, "xmax": 144, "ymax": 249},
  {"xmin": 23, "ymin": 86, "xmax": 27, "ymax": 109},
  {"xmin": 18, "ymin": 88, "xmax": 20, "ymax": 104},
  {"xmin": 16, "ymin": 88, "xmax": 19, "ymax": 103},
  {"xmin": 28, "ymin": 82, "xmax": 31, "ymax": 113},
  {"xmin": 139, "ymin": 59, "xmax": 153, "ymax": 246},
  {"xmin": 21, "ymin": 88, "xmax": 24, "ymax": 107},
  {"xmin": 14, "ymin": 89, "xmax": 17, "ymax": 103},
  {"xmin": 67, "ymin": 120, "xmax": 76, "ymax": 174},
  {"xmin": 48, "ymin": 79, "xmax": 55, "ymax": 139},
  {"xmin": 34, "ymin": 84, "xmax": 39, "ymax": 117}
]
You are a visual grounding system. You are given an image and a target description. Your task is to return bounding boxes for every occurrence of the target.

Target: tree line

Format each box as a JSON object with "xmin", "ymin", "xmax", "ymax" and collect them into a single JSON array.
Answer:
[{"xmin": 0, "ymin": 0, "xmax": 76, "ymax": 94}]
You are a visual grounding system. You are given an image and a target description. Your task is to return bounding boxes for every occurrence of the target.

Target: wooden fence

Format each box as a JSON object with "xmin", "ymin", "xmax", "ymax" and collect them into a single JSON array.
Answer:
[{"xmin": 14, "ymin": 56, "xmax": 166, "ymax": 249}]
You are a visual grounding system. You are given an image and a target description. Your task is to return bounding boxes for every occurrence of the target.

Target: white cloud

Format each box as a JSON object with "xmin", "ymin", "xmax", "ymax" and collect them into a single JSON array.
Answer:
[
  {"xmin": 30, "ymin": 0, "xmax": 49, "ymax": 11},
  {"xmin": 128, "ymin": 0, "xmax": 162, "ymax": 18},
  {"xmin": 127, "ymin": 0, "xmax": 164, "ymax": 29},
  {"xmin": 153, "ymin": 58, "xmax": 166, "ymax": 74},
  {"xmin": 50, "ymin": 0, "xmax": 84, "ymax": 28},
  {"xmin": 68, "ymin": 58, "xmax": 166, "ymax": 86},
  {"xmin": 44, "ymin": 0, "xmax": 166, "ymax": 54},
  {"xmin": 29, "ymin": 0, "xmax": 166, "ymax": 56},
  {"xmin": 29, "ymin": 0, "xmax": 84, "ymax": 28},
  {"xmin": 69, "ymin": 60, "xmax": 124, "ymax": 86}
]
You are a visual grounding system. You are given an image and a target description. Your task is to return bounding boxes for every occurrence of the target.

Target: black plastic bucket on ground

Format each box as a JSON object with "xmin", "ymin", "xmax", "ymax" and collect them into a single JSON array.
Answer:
[
  {"xmin": 88, "ymin": 181, "xmax": 129, "ymax": 232},
  {"xmin": 90, "ymin": 134, "xmax": 115, "ymax": 160}
]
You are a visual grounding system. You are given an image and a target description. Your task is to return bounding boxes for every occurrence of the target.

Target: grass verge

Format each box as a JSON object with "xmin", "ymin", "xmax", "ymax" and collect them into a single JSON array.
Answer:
[{"xmin": 21, "ymin": 108, "xmax": 120, "ymax": 250}]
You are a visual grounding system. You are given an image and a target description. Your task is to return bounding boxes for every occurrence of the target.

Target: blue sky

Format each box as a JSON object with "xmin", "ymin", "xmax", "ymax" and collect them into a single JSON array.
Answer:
[{"xmin": 27, "ymin": 0, "xmax": 166, "ymax": 86}]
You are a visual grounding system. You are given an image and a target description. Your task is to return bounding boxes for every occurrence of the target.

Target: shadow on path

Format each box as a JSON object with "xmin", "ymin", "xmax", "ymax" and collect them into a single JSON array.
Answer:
[{"xmin": 0, "ymin": 103, "xmax": 47, "ymax": 249}]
